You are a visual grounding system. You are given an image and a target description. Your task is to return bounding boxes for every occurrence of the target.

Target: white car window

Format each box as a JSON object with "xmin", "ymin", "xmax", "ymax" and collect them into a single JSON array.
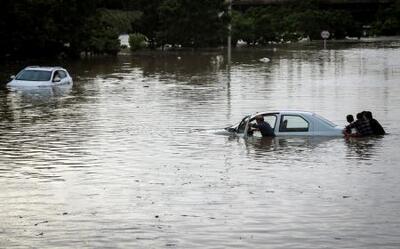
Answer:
[
  {"xmin": 16, "ymin": 70, "xmax": 52, "ymax": 81},
  {"xmin": 58, "ymin": 70, "xmax": 67, "ymax": 79},
  {"xmin": 263, "ymin": 115, "xmax": 277, "ymax": 128},
  {"xmin": 279, "ymin": 115, "xmax": 309, "ymax": 132}
]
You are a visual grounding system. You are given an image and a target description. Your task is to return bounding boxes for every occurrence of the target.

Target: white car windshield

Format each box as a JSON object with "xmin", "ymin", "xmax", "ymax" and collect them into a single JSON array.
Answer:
[{"xmin": 16, "ymin": 70, "xmax": 52, "ymax": 81}]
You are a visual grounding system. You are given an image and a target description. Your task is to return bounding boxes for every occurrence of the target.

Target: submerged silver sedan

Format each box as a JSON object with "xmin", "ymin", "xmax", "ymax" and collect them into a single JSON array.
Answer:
[{"xmin": 226, "ymin": 111, "xmax": 344, "ymax": 137}]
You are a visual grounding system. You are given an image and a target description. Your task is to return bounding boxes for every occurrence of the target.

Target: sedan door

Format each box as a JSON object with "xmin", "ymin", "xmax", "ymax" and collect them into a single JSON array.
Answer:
[
  {"xmin": 275, "ymin": 114, "xmax": 313, "ymax": 136},
  {"xmin": 245, "ymin": 114, "xmax": 277, "ymax": 138}
]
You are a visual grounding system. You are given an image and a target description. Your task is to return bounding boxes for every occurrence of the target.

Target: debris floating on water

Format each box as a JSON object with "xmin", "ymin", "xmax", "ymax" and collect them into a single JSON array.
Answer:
[
  {"xmin": 259, "ymin": 57, "xmax": 271, "ymax": 63},
  {"xmin": 34, "ymin": 221, "xmax": 48, "ymax": 226}
]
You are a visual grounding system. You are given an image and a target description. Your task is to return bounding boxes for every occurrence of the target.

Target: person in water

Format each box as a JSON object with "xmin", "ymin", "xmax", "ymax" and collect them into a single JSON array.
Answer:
[
  {"xmin": 344, "ymin": 114, "xmax": 357, "ymax": 134},
  {"xmin": 344, "ymin": 112, "xmax": 373, "ymax": 137},
  {"xmin": 364, "ymin": 111, "xmax": 385, "ymax": 135},
  {"xmin": 346, "ymin": 114, "xmax": 354, "ymax": 124},
  {"xmin": 251, "ymin": 115, "xmax": 275, "ymax": 137}
]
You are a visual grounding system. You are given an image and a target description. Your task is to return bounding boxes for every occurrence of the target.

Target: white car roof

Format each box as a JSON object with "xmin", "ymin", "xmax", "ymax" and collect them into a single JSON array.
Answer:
[{"xmin": 24, "ymin": 66, "xmax": 66, "ymax": 71}]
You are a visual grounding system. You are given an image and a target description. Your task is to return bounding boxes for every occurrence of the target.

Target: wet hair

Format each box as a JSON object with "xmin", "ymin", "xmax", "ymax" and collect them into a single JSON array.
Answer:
[
  {"xmin": 346, "ymin": 114, "xmax": 354, "ymax": 123},
  {"xmin": 356, "ymin": 112, "xmax": 364, "ymax": 120},
  {"xmin": 364, "ymin": 111, "xmax": 373, "ymax": 120}
]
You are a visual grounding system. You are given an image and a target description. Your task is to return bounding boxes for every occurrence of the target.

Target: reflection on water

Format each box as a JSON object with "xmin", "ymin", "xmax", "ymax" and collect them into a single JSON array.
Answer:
[
  {"xmin": 245, "ymin": 136, "xmax": 341, "ymax": 152},
  {"xmin": 1, "ymin": 42, "xmax": 400, "ymax": 248},
  {"xmin": 344, "ymin": 136, "xmax": 385, "ymax": 161},
  {"xmin": 7, "ymin": 84, "xmax": 73, "ymax": 103}
]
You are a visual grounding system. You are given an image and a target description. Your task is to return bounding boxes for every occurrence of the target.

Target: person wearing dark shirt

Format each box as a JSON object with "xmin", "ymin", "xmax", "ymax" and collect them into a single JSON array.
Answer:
[
  {"xmin": 346, "ymin": 114, "xmax": 354, "ymax": 124},
  {"xmin": 251, "ymin": 115, "xmax": 275, "ymax": 137},
  {"xmin": 364, "ymin": 111, "xmax": 385, "ymax": 135},
  {"xmin": 344, "ymin": 112, "xmax": 373, "ymax": 137},
  {"xmin": 345, "ymin": 114, "xmax": 355, "ymax": 134}
]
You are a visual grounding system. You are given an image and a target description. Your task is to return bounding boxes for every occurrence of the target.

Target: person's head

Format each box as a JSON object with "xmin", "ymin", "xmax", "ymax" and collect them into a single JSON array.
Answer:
[
  {"xmin": 346, "ymin": 114, "xmax": 354, "ymax": 123},
  {"xmin": 364, "ymin": 111, "xmax": 373, "ymax": 120},
  {"xmin": 255, "ymin": 115, "xmax": 264, "ymax": 123},
  {"xmin": 53, "ymin": 72, "xmax": 60, "ymax": 82},
  {"xmin": 356, "ymin": 112, "xmax": 364, "ymax": 120}
]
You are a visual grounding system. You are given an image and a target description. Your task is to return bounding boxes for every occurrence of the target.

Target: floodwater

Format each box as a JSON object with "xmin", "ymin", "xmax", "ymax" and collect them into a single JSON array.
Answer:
[{"xmin": 1, "ymin": 40, "xmax": 400, "ymax": 248}]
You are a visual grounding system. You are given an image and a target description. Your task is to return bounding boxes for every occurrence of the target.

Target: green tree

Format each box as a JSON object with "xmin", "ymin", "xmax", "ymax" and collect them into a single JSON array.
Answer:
[
  {"xmin": 99, "ymin": 9, "xmax": 142, "ymax": 34},
  {"xmin": 253, "ymin": 9, "xmax": 277, "ymax": 44},
  {"xmin": 132, "ymin": 0, "xmax": 164, "ymax": 48},
  {"xmin": 81, "ymin": 10, "xmax": 124, "ymax": 56},
  {"xmin": 129, "ymin": 33, "xmax": 148, "ymax": 51},
  {"xmin": 158, "ymin": 0, "xmax": 228, "ymax": 47},
  {"xmin": 0, "ymin": 0, "xmax": 127, "ymax": 59},
  {"xmin": 373, "ymin": 0, "xmax": 400, "ymax": 35},
  {"xmin": 232, "ymin": 10, "xmax": 256, "ymax": 45},
  {"xmin": 231, "ymin": 1, "xmax": 362, "ymax": 43}
]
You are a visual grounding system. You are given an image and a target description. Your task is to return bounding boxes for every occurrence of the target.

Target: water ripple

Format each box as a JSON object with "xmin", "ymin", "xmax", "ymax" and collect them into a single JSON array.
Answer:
[{"xmin": 1, "ymin": 44, "xmax": 400, "ymax": 248}]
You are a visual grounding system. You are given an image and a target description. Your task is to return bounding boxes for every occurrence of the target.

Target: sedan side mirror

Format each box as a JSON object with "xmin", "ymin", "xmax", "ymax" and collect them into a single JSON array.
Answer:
[
  {"xmin": 53, "ymin": 76, "xmax": 61, "ymax": 82},
  {"xmin": 10, "ymin": 75, "xmax": 15, "ymax": 79}
]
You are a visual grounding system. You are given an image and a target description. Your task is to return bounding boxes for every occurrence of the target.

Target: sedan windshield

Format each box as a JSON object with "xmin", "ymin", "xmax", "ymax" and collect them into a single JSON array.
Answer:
[{"xmin": 16, "ymin": 70, "xmax": 52, "ymax": 81}]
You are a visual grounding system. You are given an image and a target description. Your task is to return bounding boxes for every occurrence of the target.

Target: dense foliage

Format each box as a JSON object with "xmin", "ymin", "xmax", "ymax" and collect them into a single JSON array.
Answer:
[
  {"xmin": 129, "ymin": 33, "xmax": 148, "ymax": 51},
  {"xmin": 157, "ymin": 0, "xmax": 227, "ymax": 48},
  {"xmin": 373, "ymin": 0, "xmax": 400, "ymax": 35},
  {"xmin": 0, "ymin": 0, "xmax": 107, "ymax": 58},
  {"xmin": 0, "ymin": 0, "xmax": 399, "ymax": 59},
  {"xmin": 232, "ymin": 2, "xmax": 362, "ymax": 44},
  {"xmin": 0, "ymin": 0, "xmax": 227, "ymax": 59},
  {"xmin": 232, "ymin": 0, "xmax": 400, "ymax": 45}
]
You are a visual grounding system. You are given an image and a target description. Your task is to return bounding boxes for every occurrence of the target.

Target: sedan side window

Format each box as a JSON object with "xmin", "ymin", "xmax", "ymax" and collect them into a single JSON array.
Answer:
[
  {"xmin": 279, "ymin": 115, "xmax": 309, "ymax": 132},
  {"xmin": 263, "ymin": 115, "xmax": 277, "ymax": 129}
]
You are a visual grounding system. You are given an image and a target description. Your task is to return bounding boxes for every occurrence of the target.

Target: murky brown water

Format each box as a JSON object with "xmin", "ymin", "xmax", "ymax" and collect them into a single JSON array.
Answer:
[{"xmin": 1, "ymin": 41, "xmax": 400, "ymax": 248}]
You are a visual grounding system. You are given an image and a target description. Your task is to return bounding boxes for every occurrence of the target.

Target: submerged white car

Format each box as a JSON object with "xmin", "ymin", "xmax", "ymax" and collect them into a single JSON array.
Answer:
[
  {"xmin": 7, "ymin": 66, "xmax": 73, "ymax": 87},
  {"xmin": 226, "ymin": 111, "xmax": 344, "ymax": 137}
]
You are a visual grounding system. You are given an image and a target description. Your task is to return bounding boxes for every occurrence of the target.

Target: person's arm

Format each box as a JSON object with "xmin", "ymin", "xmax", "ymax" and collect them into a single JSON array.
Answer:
[
  {"xmin": 344, "ymin": 122, "xmax": 355, "ymax": 133},
  {"xmin": 347, "ymin": 120, "xmax": 360, "ymax": 132},
  {"xmin": 246, "ymin": 123, "xmax": 256, "ymax": 136},
  {"xmin": 348, "ymin": 122, "xmax": 357, "ymax": 129}
]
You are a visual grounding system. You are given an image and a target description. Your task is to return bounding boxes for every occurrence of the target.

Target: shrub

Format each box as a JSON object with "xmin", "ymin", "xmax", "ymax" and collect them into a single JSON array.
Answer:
[{"xmin": 129, "ymin": 33, "xmax": 148, "ymax": 51}]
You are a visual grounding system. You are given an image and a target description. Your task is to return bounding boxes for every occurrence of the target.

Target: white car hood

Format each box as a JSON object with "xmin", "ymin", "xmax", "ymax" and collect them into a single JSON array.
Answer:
[{"xmin": 7, "ymin": 79, "xmax": 53, "ymax": 87}]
